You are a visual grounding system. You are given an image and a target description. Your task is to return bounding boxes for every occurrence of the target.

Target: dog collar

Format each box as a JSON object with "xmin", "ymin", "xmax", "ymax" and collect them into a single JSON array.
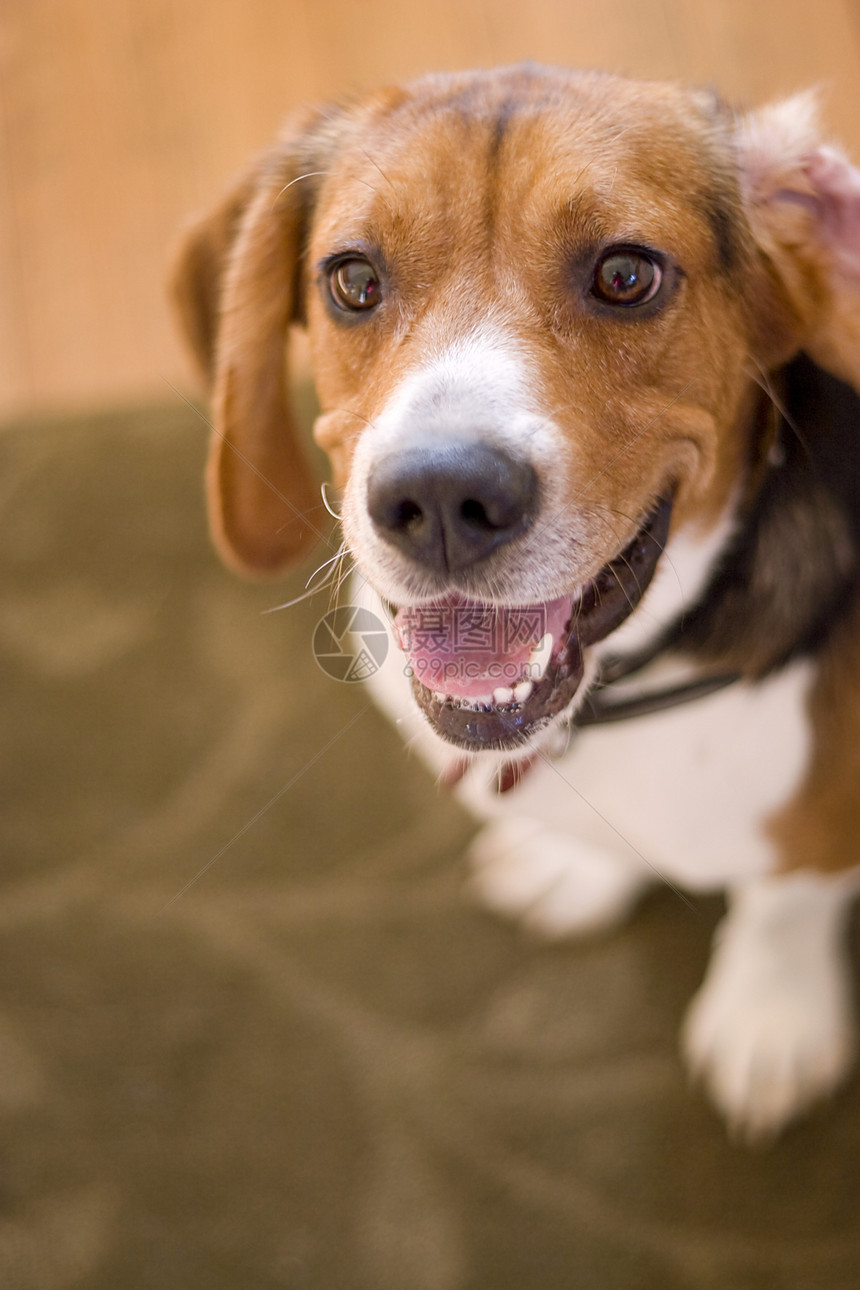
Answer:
[{"xmin": 572, "ymin": 665, "xmax": 741, "ymax": 729}]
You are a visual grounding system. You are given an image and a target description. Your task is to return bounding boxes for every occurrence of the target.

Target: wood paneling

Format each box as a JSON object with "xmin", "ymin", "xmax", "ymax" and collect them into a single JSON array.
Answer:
[{"xmin": 1, "ymin": 0, "xmax": 859, "ymax": 417}]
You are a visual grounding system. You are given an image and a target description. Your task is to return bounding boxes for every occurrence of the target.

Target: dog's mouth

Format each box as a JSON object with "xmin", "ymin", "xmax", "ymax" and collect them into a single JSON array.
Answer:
[{"xmin": 391, "ymin": 497, "xmax": 673, "ymax": 751}]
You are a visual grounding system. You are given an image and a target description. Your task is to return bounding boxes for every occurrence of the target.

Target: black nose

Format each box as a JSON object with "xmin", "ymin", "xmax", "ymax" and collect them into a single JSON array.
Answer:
[{"xmin": 366, "ymin": 441, "xmax": 539, "ymax": 574}]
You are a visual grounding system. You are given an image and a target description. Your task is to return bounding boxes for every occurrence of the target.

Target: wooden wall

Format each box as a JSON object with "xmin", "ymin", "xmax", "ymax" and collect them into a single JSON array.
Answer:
[{"xmin": 1, "ymin": 0, "xmax": 859, "ymax": 418}]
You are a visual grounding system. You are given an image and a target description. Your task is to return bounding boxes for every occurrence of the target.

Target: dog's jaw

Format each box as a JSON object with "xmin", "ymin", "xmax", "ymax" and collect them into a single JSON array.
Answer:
[{"xmin": 389, "ymin": 495, "xmax": 673, "ymax": 752}]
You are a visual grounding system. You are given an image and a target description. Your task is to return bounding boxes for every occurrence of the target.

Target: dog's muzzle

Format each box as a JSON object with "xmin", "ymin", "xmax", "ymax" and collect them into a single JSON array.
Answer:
[{"xmin": 370, "ymin": 439, "xmax": 673, "ymax": 751}]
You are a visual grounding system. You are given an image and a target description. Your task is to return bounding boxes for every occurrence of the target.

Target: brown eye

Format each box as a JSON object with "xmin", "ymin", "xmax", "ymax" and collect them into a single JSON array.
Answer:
[
  {"xmin": 592, "ymin": 248, "xmax": 662, "ymax": 306},
  {"xmin": 329, "ymin": 257, "xmax": 382, "ymax": 311}
]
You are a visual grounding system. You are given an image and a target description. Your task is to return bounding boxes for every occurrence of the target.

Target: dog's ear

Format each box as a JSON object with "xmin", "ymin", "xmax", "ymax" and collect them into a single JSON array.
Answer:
[
  {"xmin": 170, "ymin": 168, "xmax": 259, "ymax": 390},
  {"xmin": 170, "ymin": 107, "xmax": 341, "ymax": 576},
  {"xmin": 737, "ymin": 92, "xmax": 860, "ymax": 389}
]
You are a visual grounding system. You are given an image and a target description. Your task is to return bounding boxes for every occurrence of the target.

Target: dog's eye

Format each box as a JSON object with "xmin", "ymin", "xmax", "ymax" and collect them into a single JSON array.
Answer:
[
  {"xmin": 591, "ymin": 249, "xmax": 662, "ymax": 307},
  {"xmin": 329, "ymin": 257, "xmax": 382, "ymax": 311}
]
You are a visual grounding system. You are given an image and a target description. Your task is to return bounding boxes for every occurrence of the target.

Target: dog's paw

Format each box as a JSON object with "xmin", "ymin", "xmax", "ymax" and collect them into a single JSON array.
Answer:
[
  {"xmin": 682, "ymin": 923, "xmax": 855, "ymax": 1141},
  {"xmin": 467, "ymin": 817, "xmax": 647, "ymax": 938}
]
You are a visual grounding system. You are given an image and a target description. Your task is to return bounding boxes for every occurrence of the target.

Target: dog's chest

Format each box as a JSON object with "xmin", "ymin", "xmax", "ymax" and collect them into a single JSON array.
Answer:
[
  {"xmin": 470, "ymin": 658, "xmax": 815, "ymax": 890},
  {"xmin": 356, "ymin": 576, "xmax": 814, "ymax": 891}
]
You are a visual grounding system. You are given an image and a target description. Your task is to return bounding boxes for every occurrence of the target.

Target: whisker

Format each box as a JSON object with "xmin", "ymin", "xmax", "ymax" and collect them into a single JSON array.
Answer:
[
  {"xmin": 607, "ymin": 560, "xmax": 639, "ymax": 613},
  {"xmin": 328, "ymin": 544, "xmax": 370, "ymax": 612},
  {"xmin": 305, "ymin": 545, "xmax": 348, "ymax": 588},
  {"xmin": 329, "ymin": 554, "xmax": 354, "ymax": 611},
  {"xmin": 321, "ymin": 481, "xmax": 341, "ymax": 519},
  {"xmin": 273, "ymin": 171, "xmax": 331, "ymax": 208},
  {"xmin": 263, "ymin": 543, "xmax": 351, "ymax": 614},
  {"xmin": 744, "ymin": 354, "xmax": 811, "ymax": 456},
  {"xmin": 263, "ymin": 583, "xmax": 335, "ymax": 614},
  {"xmin": 325, "ymin": 406, "xmax": 376, "ymax": 430},
  {"xmin": 359, "ymin": 148, "xmax": 398, "ymax": 194},
  {"xmin": 589, "ymin": 500, "xmax": 688, "ymax": 615}
]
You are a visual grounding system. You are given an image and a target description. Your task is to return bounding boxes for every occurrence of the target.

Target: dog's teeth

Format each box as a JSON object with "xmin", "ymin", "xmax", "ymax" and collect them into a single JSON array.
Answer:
[
  {"xmin": 493, "ymin": 686, "xmax": 515, "ymax": 705},
  {"xmin": 528, "ymin": 633, "xmax": 553, "ymax": 681},
  {"xmin": 433, "ymin": 691, "xmax": 447, "ymax": 702},
  {"xmin": 513, "ymin": 680, "xmax": 534, "ymax": 703}
]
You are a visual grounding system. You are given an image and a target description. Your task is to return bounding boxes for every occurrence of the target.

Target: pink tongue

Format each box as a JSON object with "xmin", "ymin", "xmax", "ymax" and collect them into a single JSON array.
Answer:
[{"xmin": 394, "ymin": 594, "xmax": 572, "ymax": 701}]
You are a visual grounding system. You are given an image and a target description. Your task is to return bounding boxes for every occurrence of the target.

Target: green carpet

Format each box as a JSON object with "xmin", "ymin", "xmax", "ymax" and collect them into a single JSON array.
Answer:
[{"xmin": 0, "ymin": 401, "xmax": 858, "ymax": 1289}]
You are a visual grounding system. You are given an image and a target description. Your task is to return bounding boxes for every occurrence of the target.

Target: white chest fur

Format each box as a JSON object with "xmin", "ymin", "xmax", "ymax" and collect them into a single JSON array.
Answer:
[
  {"xmin": 354, "ymin": 576, "xmax": 855, "ymax": 1141},
  {"xmin": 354, "ymin": 573, "xmax": 813, "ymax": 892},
  {"xmin": 464, "ymin": 658, "xmax": 814, "ymax": 891}
]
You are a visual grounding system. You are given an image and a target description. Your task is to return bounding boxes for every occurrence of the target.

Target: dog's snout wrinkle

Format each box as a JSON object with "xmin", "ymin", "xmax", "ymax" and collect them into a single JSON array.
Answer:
[{"xmin": 366, "ymin": 441, "xmax": 538, "ymax": 574}]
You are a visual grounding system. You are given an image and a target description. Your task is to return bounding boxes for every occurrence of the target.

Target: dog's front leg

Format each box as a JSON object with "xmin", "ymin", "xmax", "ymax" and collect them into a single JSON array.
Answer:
[
  {"xmin": 467, "ymin": 814, "xmax": 651, "ymax": 938},
  {"xmin": 682, "ymin": 870, "xmax": 857, "ymax": 1139}
]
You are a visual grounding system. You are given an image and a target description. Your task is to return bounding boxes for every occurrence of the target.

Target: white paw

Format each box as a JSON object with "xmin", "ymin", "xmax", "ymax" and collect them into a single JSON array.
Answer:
[
  {"xmin": 682, "ymin": 929, "xmax": 855, "ymax": 1140},
  {"xmin": 467, "ymin": 817, "xmax": 647, "ymax": 938}
]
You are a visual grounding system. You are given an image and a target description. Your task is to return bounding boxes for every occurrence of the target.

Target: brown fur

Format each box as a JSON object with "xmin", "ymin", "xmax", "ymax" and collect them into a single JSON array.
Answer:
[
  {"xmin": 171, "ymin": 64, "xmax": 860, "ymax": 878},
  {"xmin": 304, "ymin": 70, "xmax": 768, "ymax": 548},
  {"xmin": 769, "ymin": 594, "xmax": 860, "ymax": 873}
]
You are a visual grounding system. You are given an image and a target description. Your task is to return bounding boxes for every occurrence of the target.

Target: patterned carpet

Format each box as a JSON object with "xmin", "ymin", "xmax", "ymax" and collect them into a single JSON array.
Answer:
[{"xmin": 1, "ymin": 401, "xmax": 859, "ymax": 1289}]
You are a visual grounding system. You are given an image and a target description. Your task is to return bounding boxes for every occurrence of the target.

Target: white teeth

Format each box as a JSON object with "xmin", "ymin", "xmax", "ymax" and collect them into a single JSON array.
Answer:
[
  {"xmin": 513, "ymin": 680, "xmax": 533, "ymax": 704},
  {"xmin": 433, "ymin": 692, "xmax": 447, "ymax": 702},
  {"xmin": 493, "ymin": 686, "xmax": 515, "ymax": 705},
  {"xmin": 528, "ymin": 633, "xmax": 553, "ymax": 681}
]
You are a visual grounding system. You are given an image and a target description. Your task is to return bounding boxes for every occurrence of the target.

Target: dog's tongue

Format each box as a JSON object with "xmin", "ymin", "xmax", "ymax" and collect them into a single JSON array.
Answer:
[{"xmin": 394, "ymin": 594, "xmax": 572, "ymax": 701}]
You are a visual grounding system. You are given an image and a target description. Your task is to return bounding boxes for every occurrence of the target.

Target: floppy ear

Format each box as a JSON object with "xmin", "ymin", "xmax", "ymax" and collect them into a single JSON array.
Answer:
[
  {"xmin": 170, "ymin": 169, "xmax": 259, "ymax": 390},
  {"xmin": 737, "ymin": 92, "xmax": 860, "ymax": 390},
  {"xmin": 170, "ymin": 110, "xmax": 337, "ymax": 576}
]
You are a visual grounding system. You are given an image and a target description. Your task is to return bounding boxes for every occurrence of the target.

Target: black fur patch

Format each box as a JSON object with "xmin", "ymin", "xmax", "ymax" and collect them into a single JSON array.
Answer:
[
  {"xmin": 702, "ymin": 191, "xmax": 740, "ymax": 275},
  {"xmin": 671, "ymin": 354, "xmax": 860, "ymax": 676}
]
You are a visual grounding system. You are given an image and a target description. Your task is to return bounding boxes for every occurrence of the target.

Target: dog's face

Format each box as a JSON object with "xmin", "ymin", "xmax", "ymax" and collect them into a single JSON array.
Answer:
[{"xmin": 172, "ymin": 65, "xmax": 860, "ymax": 753}]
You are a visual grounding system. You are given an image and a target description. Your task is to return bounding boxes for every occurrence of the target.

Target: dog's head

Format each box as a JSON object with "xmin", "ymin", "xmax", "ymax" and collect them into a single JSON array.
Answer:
[{"xmin": 172, "ymin": 64, "xmax": 860, "ymax": 753}]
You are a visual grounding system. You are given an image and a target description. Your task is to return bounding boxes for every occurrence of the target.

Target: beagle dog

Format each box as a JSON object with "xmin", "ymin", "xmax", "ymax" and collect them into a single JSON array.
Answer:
[{"xmin": 172, "ymin": 64, "xmax": 860, "ymax": 1139}]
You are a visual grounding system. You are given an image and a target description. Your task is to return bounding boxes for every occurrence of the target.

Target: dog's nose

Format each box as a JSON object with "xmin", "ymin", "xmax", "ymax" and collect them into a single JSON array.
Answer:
[{"xmin": 367, "ymin": 442, "xmax": 538, "ymax": 573}]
